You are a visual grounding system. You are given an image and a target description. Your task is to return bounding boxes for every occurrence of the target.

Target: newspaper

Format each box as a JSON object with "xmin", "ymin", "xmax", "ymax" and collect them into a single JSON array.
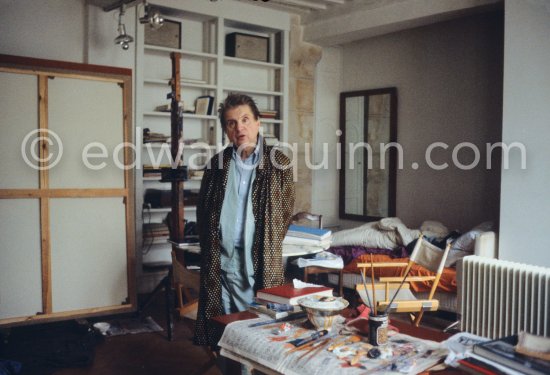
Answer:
[
  {"xmin": 441, "ymin": 331, "xmax": 490, "ymax": 367},
  {"xmin": 218, "ymin": 317, "xmax": 448, "ymax": 374}
]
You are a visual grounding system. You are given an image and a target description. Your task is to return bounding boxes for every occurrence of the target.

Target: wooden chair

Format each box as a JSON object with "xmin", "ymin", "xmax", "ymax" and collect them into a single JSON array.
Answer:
[
  {"xmin": 291, "ymin": 212, "xmax": 343, "ymax": 296},
  {"xmin": 171, "ymin": 250, "xmax": 217, "ymax": 372},
  {"xmin": 355, "ymin": 234, "xmax": 451, "ymax": 326},
  {"xmin": 171, "ymin": 249, "xmax": 200, "ymax": 319}
]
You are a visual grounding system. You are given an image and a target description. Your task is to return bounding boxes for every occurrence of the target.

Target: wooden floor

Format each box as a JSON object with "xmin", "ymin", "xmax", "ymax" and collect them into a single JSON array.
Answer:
[
  {"xmin": 54, "ymin": 294, "xmax": 221, "ymax": 375},
  {"xmin": 0, "ymin": 292, "xmax": 220, "ymax": 375}
]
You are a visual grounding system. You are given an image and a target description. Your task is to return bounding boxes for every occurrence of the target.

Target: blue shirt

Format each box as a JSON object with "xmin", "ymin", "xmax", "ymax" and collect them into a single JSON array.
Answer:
[{"xmin": 232, "ymin": 140, "xmax": 261, "ymax": 247}]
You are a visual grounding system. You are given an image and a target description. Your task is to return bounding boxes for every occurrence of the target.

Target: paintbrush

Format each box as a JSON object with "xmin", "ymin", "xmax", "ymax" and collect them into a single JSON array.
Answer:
[
  {"xmin": 297, "ymin": 337, "xmax": 329, "ymax": 358},
  {"xmin": 359, "ymin": 266, "xmax": 373, "ymax": 311},
  {"xmin": 370, "ymin": 253, "xmax": 377, "ymax": 316},
  {"xmin": 248, "ymin": 312, "xmax": 307, "ymax": 327},
  {"xmin": 288, "ymin": 329, "xmax": 329, "ymax": 347},
  {"xmin": 328, "ymin": 335, "xmax": 361, "ymax": 351},
  {"xmin": 298, "ymin": 337, "xmax": 332, "ymax": 361}
]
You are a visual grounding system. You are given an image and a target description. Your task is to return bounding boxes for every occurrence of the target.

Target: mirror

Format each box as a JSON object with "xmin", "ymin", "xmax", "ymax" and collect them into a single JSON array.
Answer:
[{"xmin": 339, "ymin": 87, "xmax": 397, "ymax": 221}]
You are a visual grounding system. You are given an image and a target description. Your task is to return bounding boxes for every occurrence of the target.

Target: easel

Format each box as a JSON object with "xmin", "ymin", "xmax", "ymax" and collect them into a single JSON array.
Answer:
[{"xmin": 138, "ymin": 53, "xmax": 199, "ymax": 340}]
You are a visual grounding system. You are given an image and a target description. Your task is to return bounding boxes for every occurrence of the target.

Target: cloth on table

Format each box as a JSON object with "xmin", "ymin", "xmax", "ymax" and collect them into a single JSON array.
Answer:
[{"xmin": 327, "ymin": 245, "xmax": 408, "ymax": 265}]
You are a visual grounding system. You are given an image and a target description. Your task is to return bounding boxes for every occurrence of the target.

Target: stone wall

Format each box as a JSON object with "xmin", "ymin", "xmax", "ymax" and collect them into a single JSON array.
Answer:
[{"xmin": 288, "ymin": 15, "xmax": 322, "ymax": 213}]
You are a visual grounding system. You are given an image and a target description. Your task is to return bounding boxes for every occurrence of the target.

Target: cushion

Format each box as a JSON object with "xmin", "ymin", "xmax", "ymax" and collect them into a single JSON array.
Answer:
[
  {"xmin": 420, "ymin": 220, "xmax": 449, "ymax": 239},
  {"xmin": 446, "ymin": 221, "xmax": 494, "ymax": 267},
  {"xmin": 451, "ymin": 221, "xmax": 493, "ymax": 254},
  {"xmin": 331, "ymin": 222, "xmax": 400, "ymax": 249}
]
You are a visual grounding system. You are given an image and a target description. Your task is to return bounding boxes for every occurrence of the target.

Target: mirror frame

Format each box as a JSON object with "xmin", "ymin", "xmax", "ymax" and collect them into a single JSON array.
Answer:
[{"xmin": 339, "ymin": 87, "xmax": 398, "ymax": 222}]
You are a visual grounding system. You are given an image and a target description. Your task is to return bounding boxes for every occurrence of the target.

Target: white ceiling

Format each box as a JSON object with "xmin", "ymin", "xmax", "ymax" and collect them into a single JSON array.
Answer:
[
  {"xmin": 88, "ymin": 0, "xmax": 502, "ymax": 46},
  {"xmin": 87, "ymin": 0, "xmax": 359, "ymax": 16},
  {"xmin": 234, "ymin": 0, "xmax": 354, "ymax": 16}
]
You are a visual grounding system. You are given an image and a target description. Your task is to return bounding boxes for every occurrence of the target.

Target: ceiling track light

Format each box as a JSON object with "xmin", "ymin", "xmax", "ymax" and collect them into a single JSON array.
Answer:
[
  {"xmin": 114, "ymin": 4, "xmax": 134, "ymax": 50},
  {"xmin": 140, "ymin": 2, "xmax": 164, "ymax": 30}
]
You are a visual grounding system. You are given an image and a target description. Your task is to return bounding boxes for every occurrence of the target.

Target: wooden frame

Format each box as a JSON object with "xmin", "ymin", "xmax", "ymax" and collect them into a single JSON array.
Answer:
[
  {"xmin": 0, "ymin": 54, "xmax": 135, "ymax": 326},
  {"xmin": 339, "ymin": 87, "xmax": 397, "ymax": 222}
]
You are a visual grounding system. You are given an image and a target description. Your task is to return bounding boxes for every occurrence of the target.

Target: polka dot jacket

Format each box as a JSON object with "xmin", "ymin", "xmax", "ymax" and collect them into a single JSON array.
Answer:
[{"xmin": 193, "ymin": 141, "xmax": 295, "ymax": 346}]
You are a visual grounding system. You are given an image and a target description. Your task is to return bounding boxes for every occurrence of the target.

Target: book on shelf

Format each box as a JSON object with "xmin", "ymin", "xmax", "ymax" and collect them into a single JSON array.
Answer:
[
  {"xmin": 143, "ymin": 223, "xmax": 170, "ymax": 238},
  {"xmin": 259, "ymin": 109, "xmax": 278, "ymax": 119},
  {"xmin": 195, "ymin": 95, "xmax": 214, "ymax": 116},
  {"xmin": 143, "ymin": 128, "xmax": 169, "ymax": 143},
  {"xmin": 286, "ymin": 224, "xmax": 332, "ymax": 241},
  {"xmin": 473, "ymin": 335, "xmax": 550, "ymax": 375},
  {"xmin": 154, "ymin": 104, "xmax": 171, "ymax": 112},
  {"xmin": 247, "ymin": 301, "xmax": 303, "ymax": 319},
  {"xmin": 256, "ymin": 283, "xmax": 333, "ymax": 305}
]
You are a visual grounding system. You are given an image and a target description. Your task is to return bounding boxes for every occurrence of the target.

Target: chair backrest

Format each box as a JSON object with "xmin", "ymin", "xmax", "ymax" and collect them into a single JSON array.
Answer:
[
  {"xmin": 409, "ymin": 235, "xmax": 451, "ymax": 274},
  {"xmin": 291, "ymin": 212, "xmax": 323, "ymax": 229}
]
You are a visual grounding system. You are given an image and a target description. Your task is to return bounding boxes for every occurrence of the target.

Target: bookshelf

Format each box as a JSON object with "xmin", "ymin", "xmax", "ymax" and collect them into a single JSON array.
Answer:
[{"xmin": 134, "ymin": 1, "xmax": 290, "ymax": 292}]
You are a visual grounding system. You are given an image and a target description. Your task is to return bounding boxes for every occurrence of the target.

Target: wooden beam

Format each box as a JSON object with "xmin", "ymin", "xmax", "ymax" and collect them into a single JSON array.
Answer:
[
  {"xmin": 0, "ymin": 54, "xmax": 131, "ymax": 78},
  {"xmin": 0, "ymin": 304, "xmax": 134, "ymax": 327},
  {"xmin": 38, "ymin": 75, "xmax": 52, "ymax": 314},
  {"xmin": 0, "ymin": 188, "xmax": 128, "ymax": 198},
  {"xmin": 271, "ymin": 0, "xmax": 327, "ymax": 10}
]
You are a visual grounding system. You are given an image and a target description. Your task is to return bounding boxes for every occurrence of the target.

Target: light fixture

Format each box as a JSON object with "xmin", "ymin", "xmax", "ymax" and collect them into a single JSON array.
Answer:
[
  {"xmin": 114, "ymin": 4, "xmax": 134, "ymax": 50},
  {"xmin": 140, "ymin": 2, "xmax": 164, "ymax": 30}
]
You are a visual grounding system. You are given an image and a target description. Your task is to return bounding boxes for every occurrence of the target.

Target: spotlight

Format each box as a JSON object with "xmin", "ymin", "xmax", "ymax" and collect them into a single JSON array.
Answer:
[
  {"xmin": 114, "ymin": 5, "xmax": 134, "ymax": 50},
  {"xmin": 140, "ymin": 2, "xmax": 164, "ymax": 30}
]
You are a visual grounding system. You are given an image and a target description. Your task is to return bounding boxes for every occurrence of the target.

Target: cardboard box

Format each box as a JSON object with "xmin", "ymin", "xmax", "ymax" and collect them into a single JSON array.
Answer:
[
  {"xmin": 145, "ymin": 19, "xmax": 181, "ymax": 49},
  {"xmin": 226, "ymin": 32, "xmax": 269, "ymax": 62}
]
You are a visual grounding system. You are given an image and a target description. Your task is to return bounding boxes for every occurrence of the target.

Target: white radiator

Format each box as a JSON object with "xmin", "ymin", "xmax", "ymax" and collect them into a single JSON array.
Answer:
[{"xmin": 461, "ymin": 255, "xmax": 550, "ymax": 339}]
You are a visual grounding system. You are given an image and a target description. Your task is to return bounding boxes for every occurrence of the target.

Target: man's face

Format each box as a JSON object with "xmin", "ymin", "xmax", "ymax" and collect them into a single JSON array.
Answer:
[{"xmin": 224, "ymin": 104, "xmax": 260, "ymax": 150}]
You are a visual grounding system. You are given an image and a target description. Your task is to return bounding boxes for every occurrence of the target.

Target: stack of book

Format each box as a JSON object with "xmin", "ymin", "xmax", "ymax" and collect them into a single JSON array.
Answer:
[
  {"xmin": 247, "ymin": 301, "xmax": 303, "ymax": 319},
  {"xmin": 143, "ymin": 128, "xmax": 169, "ymax": 143},
  {"xmin": 143, "ymin": 222, "xmax": 170, "ymax": 239},
  {"xmin": 461, "ymin": 335, "xmax": 550, "ymax": 375},
  {"xmin": 143, "ymin": 165, "xmax": 185, "ymax": 180},
  {"xmin": 143, "ymin": 165, "xmax": 164, "ymax": 179},
  {"xmin": 254, "ymin": 283, "xmax": 333, "ymax": 306},
  {"xmin": 283, "ymin": 224, "xmax": 332, "ymax": 250},
  {"xmin": 259, "ymin": 109, "xmax": 278, "ymax": 119}
]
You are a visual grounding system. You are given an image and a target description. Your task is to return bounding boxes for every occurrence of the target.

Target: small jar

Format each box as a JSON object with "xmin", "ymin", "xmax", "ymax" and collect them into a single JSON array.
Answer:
[{"xmin": 368, "ymin": 313, "xmax": 388, "ymax": 346}]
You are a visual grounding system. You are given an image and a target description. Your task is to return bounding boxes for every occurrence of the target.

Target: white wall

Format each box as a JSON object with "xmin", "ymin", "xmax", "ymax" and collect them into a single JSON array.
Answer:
[
  {"xmin": 499, "ymin": 0, "xmax": 550, "ymax": 267},
  {"xmin": 0, "ymin": 0, "xmax": 86, "ymax": 62},
  {"xmin": 320, "ymin": 12, "xmax": 503, "ymax": 232},
  {"xmin": 0, "ymin": 0, "xmax": 134, "ymax": 68}
]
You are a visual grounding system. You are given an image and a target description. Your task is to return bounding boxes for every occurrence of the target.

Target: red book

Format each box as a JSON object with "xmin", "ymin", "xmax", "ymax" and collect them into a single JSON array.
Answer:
[
  {"xmin": 458, "ymin": 357, "xmax": 506, "ymax": 375},
  {"xmin": 256, "ymin": 283, "xmax": 333, "ymax": 305}
]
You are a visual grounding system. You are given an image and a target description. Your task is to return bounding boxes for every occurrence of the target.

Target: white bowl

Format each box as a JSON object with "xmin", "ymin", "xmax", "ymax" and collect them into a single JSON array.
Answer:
[{"xmin": 298, "ymin": 295, "xmax": 349, "ymax": 330}]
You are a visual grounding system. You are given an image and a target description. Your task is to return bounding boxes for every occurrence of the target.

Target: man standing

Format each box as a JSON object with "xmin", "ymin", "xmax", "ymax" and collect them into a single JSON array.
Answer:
[{"xmin": 194, "ymin": 93, "xmax": 295, "ymax": 347}]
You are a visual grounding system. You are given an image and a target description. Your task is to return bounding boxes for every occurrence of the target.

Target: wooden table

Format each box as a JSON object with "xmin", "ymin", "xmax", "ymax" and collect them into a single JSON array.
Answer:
[{"xmin": 211, "ymin": 312, "xmax": 464, "ymax": 374}]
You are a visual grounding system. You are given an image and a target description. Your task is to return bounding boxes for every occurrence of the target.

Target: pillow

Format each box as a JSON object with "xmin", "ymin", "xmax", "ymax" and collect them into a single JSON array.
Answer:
[
  {"xmin": 444, "ymin": 249, "xmax": 470, "ymax": 268},
  {"xmin": 420, "ymin": 220, "xmax": 449, "ymax": 240},
  {"xmin": 451, "ymin": 221, "xmax": 493, "ymax": 254},
  {"xmin": 331, "ymin": 222, "xmax": 399, "ymax": 249}
]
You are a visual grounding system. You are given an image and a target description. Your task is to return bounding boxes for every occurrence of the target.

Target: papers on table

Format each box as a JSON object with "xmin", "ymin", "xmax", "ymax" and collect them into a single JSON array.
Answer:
[{"xmin": 296, "ymin": 251, "xmax": 344, "ymax": 269}]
